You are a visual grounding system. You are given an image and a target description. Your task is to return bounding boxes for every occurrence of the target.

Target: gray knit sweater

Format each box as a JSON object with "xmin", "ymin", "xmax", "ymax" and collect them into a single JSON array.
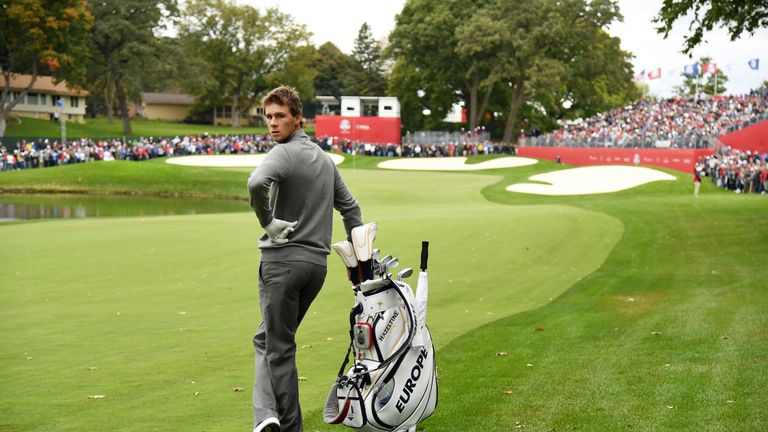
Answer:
[{"xmin": 247, "ymin": 129, "xmax": 362, "ymax": 266}]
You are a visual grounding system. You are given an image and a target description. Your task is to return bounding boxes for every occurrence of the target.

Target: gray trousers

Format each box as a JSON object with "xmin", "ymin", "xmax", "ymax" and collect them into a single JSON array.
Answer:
[{"xmin": 253, "ymin": 260, "xmax": 327, "ymax": 432}]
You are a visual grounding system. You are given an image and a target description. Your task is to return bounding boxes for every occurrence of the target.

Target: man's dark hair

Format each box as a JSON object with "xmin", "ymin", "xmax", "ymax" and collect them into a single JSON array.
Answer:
[{"xmin": 263, "ymin": 86, "xmax": 303, "ymax": 127}]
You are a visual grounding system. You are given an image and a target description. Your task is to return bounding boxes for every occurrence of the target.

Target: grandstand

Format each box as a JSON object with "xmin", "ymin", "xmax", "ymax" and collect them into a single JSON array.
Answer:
[{"xmin": 518, "ymin": 89, "xmax": 768, "ymax": 172}]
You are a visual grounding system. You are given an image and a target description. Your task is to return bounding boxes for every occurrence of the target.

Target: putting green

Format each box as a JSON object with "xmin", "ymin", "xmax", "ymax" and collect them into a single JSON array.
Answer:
[{"xmin": 0, "ymin": 169, "xmax": 622, "ymax": 431}]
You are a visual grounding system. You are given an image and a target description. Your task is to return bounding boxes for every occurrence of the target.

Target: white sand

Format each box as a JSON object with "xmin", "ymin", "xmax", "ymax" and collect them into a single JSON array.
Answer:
[
  {"xmin": 506, "ymin": 165, "xmax": 677, "ymax": 196},
  {"xmin": 165, "ymin": 153, "xmax": 345, "ymax": 168},
  {"xmin": 377, "ymin": 156, "xmax": 538, "ymax": 171}
]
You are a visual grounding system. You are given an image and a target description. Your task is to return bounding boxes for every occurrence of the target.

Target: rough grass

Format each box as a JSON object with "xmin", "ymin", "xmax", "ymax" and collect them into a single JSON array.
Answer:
[
  {"xmin": 4, "ymin": 117, "xmax": 272, "ymax": 139},
  {"xmin": 1, "ymin": 155, "xmax": 766, "ymax": 431}
]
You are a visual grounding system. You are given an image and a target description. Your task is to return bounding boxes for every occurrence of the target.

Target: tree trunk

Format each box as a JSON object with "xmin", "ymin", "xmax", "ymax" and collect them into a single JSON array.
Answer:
[
  {"xmin": 1, "ymin": 66, "xmax": 39, "ymax": 138},
  {"xmin": 502, "ymin": 79, "xmax": 526, "ymax": 143},
  {"xmin": 115, "ymin": 79, "xmax": 132, "ymax": 135},
  {"xmin": 105, "ymin": 87, "xmax": 114, "ymax": 124},
  {"xmin": 468, "ymin": 79, "xmax": 479, "ymax": 130},
  {"xmin": 104, "ymin": 74, "xmax": 114, "ymax": 124},
  {"xmin": 477, "ymin": 82, "xmax": 494, "ymax": 130},
  {"xmin": 232, "ymin": 94, "xmax": 240, "ymax": 128}
]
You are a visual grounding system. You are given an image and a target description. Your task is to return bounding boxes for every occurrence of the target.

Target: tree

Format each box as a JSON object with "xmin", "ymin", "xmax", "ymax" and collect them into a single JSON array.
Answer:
[
  {"xmin": 265, "ymin": 45, "xmax": 318, "ymax": 117},
  {"xmin": 463, "ymin": 0, "xmax": 627, "ymax": 141},
  {"xmin": 674, "ymin": 56, "xmax": 729, "ymax": 96},
  {"xmin": 348, "ymin": 22, "xmax": 387, "ymax": 95},
  {"xmin": 0, "ymin": 0, "xmax": 92, "ymax": 137},
  {"xmin": 388, "ymin": 0, "xmax": 477, "ymax": 129},
  {"xmin": 654, "ymin": 0, "xmax": 768, "ymax": 54},
  {"xmin": 312, "ymin": 42, "xmax": 356, "ymax": 99},
  {"xmin": 88, "ymin": 0, "xmax": 178, "ymax": 133},
  {"xmin": 179, "ymin": 0, "xmax": 310, "ymax": 127}
]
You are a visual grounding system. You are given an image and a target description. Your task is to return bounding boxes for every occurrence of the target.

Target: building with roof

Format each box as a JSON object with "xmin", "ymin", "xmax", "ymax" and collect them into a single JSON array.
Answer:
[
  {"xmin": 135, "ymin": 92, "xmax": 196, "ymax": 121},
  {"xmin": 135, "ymin": 92, "xmax": 263, "ymax": 125},
  {"xmin": 0, "ymin": 74, "xmax": 89, "ymax": 122}
]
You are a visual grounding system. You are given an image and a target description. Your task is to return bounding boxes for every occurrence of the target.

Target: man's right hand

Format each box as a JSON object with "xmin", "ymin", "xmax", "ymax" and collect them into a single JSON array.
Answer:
[{"xmin": 264, "ymin": 218, "xmax": 298, "ymax": 244}]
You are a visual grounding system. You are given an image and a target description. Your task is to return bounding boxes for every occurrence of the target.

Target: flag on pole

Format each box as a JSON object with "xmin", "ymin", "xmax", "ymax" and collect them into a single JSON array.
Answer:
[
  {"xmin": 647, "ymin": 68, "xmax": 662, "ymax": 80},
  {"xmin": 634, "ymin": 69, "xmax": 646, "ymax": 80},
  {"xmin": 683, "ymin": 63, "xmax": 699, "ymax": 77},
  {"xmin": 701, "ymin": 63, "xmax": 718, "ymax": 73},
  {"xmin": 748, "ymin": 58, "xmax": 760, "ymax": 70}
]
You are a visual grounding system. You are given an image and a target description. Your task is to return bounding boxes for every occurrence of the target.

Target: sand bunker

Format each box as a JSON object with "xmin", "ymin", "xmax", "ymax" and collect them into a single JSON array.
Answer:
[
  {"xmin": 165, "ymin": 153, "xmax": 345, "ymax": 168},
  {"xmin": 506, "ymin": 165, "xmax": 677, "ymax": 195},
  {"xmin": 377, "ymin": 156, "xmax": 538, "ymax": 171}
]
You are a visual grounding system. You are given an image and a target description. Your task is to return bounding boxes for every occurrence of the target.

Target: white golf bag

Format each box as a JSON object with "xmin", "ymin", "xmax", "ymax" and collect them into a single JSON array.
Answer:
[{"xmin": 324, "ymin": 223, "xmax": 438, "ymax": 431}]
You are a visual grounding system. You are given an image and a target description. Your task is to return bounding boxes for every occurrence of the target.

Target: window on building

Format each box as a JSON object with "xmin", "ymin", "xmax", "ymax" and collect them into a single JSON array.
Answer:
[
  {"xmin": 27, "ymin": 93, "xmax": 38, "ymax": 105},
  {"xmin": 51, "ymin": 95, "xmax": 62, "ymax": 107},
  {"xmin": 70, "ymin": 97, "xmax": 79, "ymax": 108}
]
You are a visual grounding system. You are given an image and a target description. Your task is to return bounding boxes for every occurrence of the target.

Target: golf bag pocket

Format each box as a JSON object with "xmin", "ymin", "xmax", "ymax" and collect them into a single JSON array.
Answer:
[{"xmin": 353, "ymin": 323, "xmax": 373, "ymax": 353}]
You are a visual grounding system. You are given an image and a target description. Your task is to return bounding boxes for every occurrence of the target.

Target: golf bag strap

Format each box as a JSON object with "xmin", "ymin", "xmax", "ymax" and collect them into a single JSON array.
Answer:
[{"xmin": 337, "ymin": 341, "xmax": 353, "ymax": 377}]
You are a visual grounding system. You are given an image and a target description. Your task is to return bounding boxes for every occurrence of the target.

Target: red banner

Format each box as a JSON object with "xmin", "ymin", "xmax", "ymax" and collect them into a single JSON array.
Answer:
[
  {"xmin": 517, "ymin": 146, "xmax": 712, "ymax": 173},
  {"xmin": 719, "ymin": 119, "xmax": 768, "ymax": 153},
  {"xmin": 315, "ymin": 115, "xmax": 401, "ymax": 145}
]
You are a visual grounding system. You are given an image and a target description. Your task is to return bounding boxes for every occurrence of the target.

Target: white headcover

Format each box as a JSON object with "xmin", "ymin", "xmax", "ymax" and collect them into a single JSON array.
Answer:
[
  {"xmin": 332, "ymin": 240, "xmax": 358, "ymax": 268},
  {"xmin": 351, "ymin": 222, "xmax": 377, "ymax": 262}
]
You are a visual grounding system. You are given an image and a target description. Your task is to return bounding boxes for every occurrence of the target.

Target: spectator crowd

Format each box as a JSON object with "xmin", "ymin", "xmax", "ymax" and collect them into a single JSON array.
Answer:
[
  {"xmin": 322, "ymin": 137, "xmax": 515, "ymax": 158},
  {"xmin": 527, "ymin": 89, "xmax": 768, "ymax": 149},
  {"xmin": 696, "ymin": 147, "xmax": 768, "ymax": 194},
  {"xmin": 1, "ymin": 132, "xmax": 515, "ymax": 171},
  {"xmin": 1, "ymin": 133, "xmax": 275, "ymax": 170}
]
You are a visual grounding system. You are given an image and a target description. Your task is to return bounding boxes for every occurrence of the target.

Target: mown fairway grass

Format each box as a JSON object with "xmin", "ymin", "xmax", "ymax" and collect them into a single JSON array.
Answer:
[{"xmin": 1, "ymin": 155, "xmax": 766, "ymax": 431}]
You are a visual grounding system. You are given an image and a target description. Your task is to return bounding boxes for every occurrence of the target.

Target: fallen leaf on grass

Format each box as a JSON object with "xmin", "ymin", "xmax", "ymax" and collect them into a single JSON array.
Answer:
[
  {"xmin": 720, "ymin": 336, "xmax": 730, "ymax": 340},
  {"xmin": 666, "ymin": 405, "xmax": 674, "ymax": 409},
  {"xmin": 526, "ymin": 363, "xmax": 534, "ymax": 367},
  {"xmin": 298, "ymin": 376, "xmax": 307, "ymax": 381},
  {"xmin": 726, "ymin": 400, "xmax": 735, "ymax": 404},
  {"xmin": 535, "ymin": 327, "xmax": 545, "ymax": 332},
  {"xmin": 501, "ymin": 390, "xmax": 514, "ymax": 395},
  {"xmin": 88, "ymin": 395, "xmax": 106, "ymax": 399},
  {"xmin": 193, "ymin": 392, "xmax": 200, "ymax": 396},
  {"xmin": 325, "ymin": 337, "xmax": 334, "ymax": 341},
  {"xmin": 177, "ymin": 311, "xmax": 187, "ymax": 315},
  {"xmin": 25, "ymin": 357, "xmax": 32, "ymax": 360},
  {"xmin": 87, "ymin": 367, "xmax": 98, "ymax": 371},
  {"xmin": 651, "ymin": 331, "xmax": 662, "ymax": 336},
  {"xmin": 233, "ymin": 387, "xmax": 244, "ymax": 392},
  {"xmin": 301, "ymin": 345, "xmax": 312, "ymax": 349},
  {"xmin": 496, "ymin": 352, "xmax": 508, "ymax": 357}
]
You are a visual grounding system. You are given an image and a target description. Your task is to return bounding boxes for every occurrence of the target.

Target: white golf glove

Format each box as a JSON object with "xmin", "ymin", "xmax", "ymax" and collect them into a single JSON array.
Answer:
[{"xmin": 264, "ymin": 218, "xmax": 297, "ymax": 244}]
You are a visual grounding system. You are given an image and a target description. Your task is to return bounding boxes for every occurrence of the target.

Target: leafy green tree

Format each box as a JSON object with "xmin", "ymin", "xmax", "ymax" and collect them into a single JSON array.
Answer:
[
  {"xmin": 179, "ymin": 0, "xmax": 309, "ymax": 127},
  {"xmin": 655, "ymin": 0, "xmax": 768, "ymax": 54},
  {"xmin": 0, "ymin": 0, "xmax": 92, "ymax": 137},
  {"xmin": 388, "ymin": 0, "xmax": 477, "ymax": 130},
  {"xmin": 265, "ymin": 45, "xmax": 318, "ymax": 117},
  {"xmin": 348, "ymin": 22, "xmax": 387, "ymax": 96},
  {"xmin": 88, "ymin": 0, "xmax": 178, "ymax": 133},
  {"xmin": 389, "ymin": 0, "xmax": 634, "ymax": 139},
  {"xmin": 558, "ymin": 27, "xmax": 640, "ymax": 120},
  {"xmin": 674, "ymin": 56, "xmax": 729, "ymax": 96},
  {"xmin": 312, "ymin": 42, "xmax": 356, "ymax": 99},
  {"xmin": 466, "ymin": 0, "xmax": 626, "ymax": 141}
]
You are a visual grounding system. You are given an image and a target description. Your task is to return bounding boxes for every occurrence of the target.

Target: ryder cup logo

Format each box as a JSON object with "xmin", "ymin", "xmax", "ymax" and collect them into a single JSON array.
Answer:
[{"xmin": 340, "ymin": 119, "xmax": 351, "ymax": 131}]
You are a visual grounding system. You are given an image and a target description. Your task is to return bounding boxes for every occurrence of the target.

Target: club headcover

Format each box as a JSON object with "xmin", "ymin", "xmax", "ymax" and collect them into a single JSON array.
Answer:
[{"xmin": 351, "ymin": 223, "xmax": 377, "ymax": 262}]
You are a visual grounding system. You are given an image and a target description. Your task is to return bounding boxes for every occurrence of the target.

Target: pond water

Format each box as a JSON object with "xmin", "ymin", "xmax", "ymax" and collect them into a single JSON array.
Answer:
[{"xmin": 0, "ymin": 194, "xmax": 248, "ymax": 222}]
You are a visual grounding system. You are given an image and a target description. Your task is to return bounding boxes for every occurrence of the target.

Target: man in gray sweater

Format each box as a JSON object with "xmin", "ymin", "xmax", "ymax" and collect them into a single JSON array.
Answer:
[{"xmin": 247, "ymin": 86, "xmax": 362, "ymax": 432}]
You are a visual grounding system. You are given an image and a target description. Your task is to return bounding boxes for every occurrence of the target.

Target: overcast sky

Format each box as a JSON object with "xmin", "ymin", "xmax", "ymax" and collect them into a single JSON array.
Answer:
[{"xmin": 245, "ymin": 0, "xmax": 768, "ymax": 97}]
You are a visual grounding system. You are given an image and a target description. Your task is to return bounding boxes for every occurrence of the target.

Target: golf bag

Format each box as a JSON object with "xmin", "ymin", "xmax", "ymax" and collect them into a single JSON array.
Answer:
[{"xmin": 324, "ymin": 223, "xmax": 438, "ymax": 432}]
